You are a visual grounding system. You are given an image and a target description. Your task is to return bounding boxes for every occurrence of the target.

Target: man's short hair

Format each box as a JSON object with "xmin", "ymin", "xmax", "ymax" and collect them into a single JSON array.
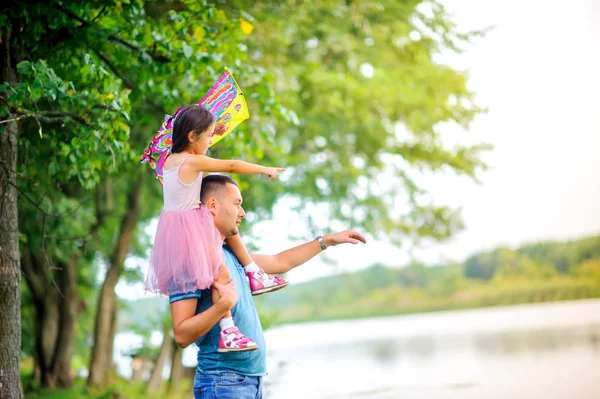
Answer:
[{"xmin": 200, "ymin": 174, "xmax": 238, "ymax": 203}]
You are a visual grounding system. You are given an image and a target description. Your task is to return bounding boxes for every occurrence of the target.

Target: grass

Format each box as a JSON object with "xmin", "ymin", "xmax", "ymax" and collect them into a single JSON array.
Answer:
[{"xmin": 22, "ymin": 375, "xmax": 193, "ymax": 399}]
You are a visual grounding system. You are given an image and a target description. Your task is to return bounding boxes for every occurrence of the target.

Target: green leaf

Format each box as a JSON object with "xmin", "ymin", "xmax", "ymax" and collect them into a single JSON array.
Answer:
[
  {"xmin": 80, "ymin": 65, "xmax": 92, "ymax": 76},
  {"xmin": 182, "ymin": 42, "xmax": 193, "ymax": 58},
  {"xmin": 193, "ymin": 26, "xmax": 205, "ymax": 43},
  {"xmin": 16, "ymin": 61, "xmax": 32, "ymax": 74}
]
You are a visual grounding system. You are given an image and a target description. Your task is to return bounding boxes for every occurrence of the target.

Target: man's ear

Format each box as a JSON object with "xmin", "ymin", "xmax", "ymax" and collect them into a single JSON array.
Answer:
[{"xmin": 205, "ymin": 197, "xmax": 218, "ymax": 215}]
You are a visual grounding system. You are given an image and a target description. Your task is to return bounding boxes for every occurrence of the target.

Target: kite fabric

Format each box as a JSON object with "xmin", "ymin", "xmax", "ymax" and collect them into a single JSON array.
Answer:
[{"xmin": 140, "ymin": 67, "xmax": 250, "ymax": 185}]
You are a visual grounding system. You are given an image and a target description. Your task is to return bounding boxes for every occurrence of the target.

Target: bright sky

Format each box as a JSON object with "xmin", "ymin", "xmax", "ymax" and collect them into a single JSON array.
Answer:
[
  {"xmin": 245, "ymin": 0, "xmax": 600, "ymax": 283},
  {"xmin": 118, "ymin": 0, "xmax": 599, "ymax": 298}
]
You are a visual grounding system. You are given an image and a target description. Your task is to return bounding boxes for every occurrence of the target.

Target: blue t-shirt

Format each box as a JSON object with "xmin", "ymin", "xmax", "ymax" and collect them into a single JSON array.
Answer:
[{"xmin": 169, "ymin": 246, "xmax": 266, "ymax": 376}]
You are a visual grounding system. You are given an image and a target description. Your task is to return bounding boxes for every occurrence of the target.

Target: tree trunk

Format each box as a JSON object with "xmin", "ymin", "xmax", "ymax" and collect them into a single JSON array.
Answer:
[
  {"xmin": 34, "ymin": 292, "xmax": 58, "ymax": 388},
  {"xmin": 49, "ymin": 260, "xmax": 78, "ymax": 387},
  {"xmin": 147, "ymin": 325, "xmax": 172, "ymax": 393},
  {"xmin": 87, "ymin": 178, "xmax": 142, "ymax": 388},
  {"xmin": 87, "ymin": 276, "xmax": 119, "ymax": 388},
  {"xmin": 103, "ymin": 300, "xmax": 119, "ymax": 385},
  {"xmin": 0, "ymin": 28, "xmax": 22, "ymax": 399},
  {"xmin": 22, "ymin": 252, "xmax": 78, "ymax": 389},
  {"xmin": 168, "ymin": 339, "xmax": 183, "ymax": 393},
  {"xmin": 106, "ymin": 300, "xmax": 119, "ymax": 375}
]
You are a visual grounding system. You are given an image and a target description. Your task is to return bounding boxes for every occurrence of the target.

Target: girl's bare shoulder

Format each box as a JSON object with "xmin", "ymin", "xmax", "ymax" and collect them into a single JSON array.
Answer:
[{"xmin": 163, "ymin": 152, "xmax": 188, "ymax": 170}]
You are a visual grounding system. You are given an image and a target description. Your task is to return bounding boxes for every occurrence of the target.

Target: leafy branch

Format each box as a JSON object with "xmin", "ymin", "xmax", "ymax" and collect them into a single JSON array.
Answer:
[
  {"xmin": 0, "ymin": 110, "xmax": 90, "ymax": 126},
  {"xmin": 51, "ymin": 2, "xmax": 170, "ymax": 63},
  {"xmin": 92, "ymin": 49, "xmax": 134, "ymax": 90}
]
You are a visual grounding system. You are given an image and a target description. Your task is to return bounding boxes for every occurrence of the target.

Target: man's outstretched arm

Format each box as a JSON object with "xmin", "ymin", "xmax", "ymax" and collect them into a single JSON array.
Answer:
[{"xmin": 252, "ymin": 230, "xmax": 366, "ymax": 275}]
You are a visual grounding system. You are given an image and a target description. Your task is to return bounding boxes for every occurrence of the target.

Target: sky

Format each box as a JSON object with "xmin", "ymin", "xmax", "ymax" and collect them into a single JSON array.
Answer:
[
  {"xmin": 118, "ymin": 0, "xmax": 600, "ymax": 298},
  {"xmin": 243, "ymin": 0, "xmax": 600, "ymax": 283}
]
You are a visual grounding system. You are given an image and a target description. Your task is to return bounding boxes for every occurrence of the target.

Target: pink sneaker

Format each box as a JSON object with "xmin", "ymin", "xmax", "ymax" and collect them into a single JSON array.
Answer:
[
  {"xmin": 247, "ymin": 270, "xmax": 288, "ymax": 296},
  {"xmin": 218, "ymin": 326, "xmax": 258, "ymax": 353}
]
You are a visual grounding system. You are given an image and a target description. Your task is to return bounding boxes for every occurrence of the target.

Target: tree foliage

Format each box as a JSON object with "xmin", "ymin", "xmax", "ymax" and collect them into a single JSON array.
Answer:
[
  {"xmin": 258, "ymin": 234, "xmax": 600, "ymax": 323},
  {"xmin": 215, "ymin": 0, "xmax": 490, "ymax": 243},
  {"xmin": 464, "ymin": 235, "xmax": 600, "ymax": 280}
]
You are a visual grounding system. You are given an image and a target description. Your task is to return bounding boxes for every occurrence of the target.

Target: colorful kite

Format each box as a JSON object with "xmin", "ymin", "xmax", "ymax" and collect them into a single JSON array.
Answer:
[{"xmin": 140, "ymin": 67, "xmax": 249, "ymax": 185}]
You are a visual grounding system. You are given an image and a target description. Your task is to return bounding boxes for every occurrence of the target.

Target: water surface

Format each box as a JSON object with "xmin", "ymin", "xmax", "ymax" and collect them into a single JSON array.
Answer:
[{"xmin": 263, "ymin": 299, "xmax": 600, "ymax": 398}]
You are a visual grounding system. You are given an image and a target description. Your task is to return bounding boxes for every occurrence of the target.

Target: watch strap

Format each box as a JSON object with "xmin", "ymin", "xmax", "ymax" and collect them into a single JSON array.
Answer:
[{"xmin": 316, "ymin": 235, "xmax": 327, "ymax": 250}]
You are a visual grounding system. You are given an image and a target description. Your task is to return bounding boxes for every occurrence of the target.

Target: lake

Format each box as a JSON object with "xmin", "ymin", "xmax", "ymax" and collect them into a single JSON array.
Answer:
[{"xmin": 262, "ymin": 299, "xmax": 600, "ymax": 398}]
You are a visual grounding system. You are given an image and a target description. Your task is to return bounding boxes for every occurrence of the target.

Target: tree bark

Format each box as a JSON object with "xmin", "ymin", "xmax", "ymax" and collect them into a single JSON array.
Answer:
[
  {"xmin": 147, "ymin": 324, "xmax": 172, "ymax": 393},
  {"xmin": 168, "ymin": 339, "xmax": 183, "ymax": 393},
  {"xmin": 34, "ymin": 292, "xmax": 58, "ymax": 387},
  {"xmin": 87, "ymin": 177, "xmax": 142, "ymax": 388},
  {"xmin": 22, "ymin": 253, "xmax": 78, "ymax": 389},
  {"xmin": 0, "ymin": 27, "xmax": 22, "ymax": 399},
  {"xmin": 49, "ymin": 260, "xmax": 78, "ymax": 387},
  {"xmin": 104, "ymin": 300, "xmax": 119, "ymax": 385},
  {"xmin": 87, "ymin": 278, "xmax": 117, "ymax": 388}
]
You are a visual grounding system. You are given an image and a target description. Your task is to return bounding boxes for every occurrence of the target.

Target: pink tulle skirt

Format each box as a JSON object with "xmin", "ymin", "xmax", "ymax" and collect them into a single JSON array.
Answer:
[{"xmin": 146, "ymin": 205, "xmax": 223, "ymax": 296}]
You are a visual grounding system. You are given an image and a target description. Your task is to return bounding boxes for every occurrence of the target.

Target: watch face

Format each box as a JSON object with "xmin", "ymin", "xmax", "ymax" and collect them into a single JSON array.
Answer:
[{"xmin": 317, "ymin": 236, "xmax": 327, "ymax": 250}]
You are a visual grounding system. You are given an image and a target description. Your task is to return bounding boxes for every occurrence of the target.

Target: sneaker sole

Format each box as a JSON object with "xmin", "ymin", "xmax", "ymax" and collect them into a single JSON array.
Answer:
[
  {"xmin": 251, "ymin": 282, "xmax": 289, "ymax": 296},
  {"xmin": 218, "ymin": 346, "xmax": 259, "ymax": 353}
]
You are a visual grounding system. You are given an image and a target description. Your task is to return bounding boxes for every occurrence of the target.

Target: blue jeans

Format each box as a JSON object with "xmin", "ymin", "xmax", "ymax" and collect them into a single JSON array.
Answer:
[{"xmin": 194, "ymin": 372, "xmax": 263, "ymax": 399}]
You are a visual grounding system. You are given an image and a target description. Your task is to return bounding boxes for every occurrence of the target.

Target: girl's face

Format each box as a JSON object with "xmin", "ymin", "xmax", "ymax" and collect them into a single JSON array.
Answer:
[{"xmin": 188, "ymin": 123, "xmax": 215, "ymax": 155}]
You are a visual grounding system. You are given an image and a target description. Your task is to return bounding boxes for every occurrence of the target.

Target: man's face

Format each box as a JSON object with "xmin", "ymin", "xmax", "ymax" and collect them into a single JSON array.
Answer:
[{"xmin": 212, "ymin": 183, "xmax": 245, "ymax": 238}]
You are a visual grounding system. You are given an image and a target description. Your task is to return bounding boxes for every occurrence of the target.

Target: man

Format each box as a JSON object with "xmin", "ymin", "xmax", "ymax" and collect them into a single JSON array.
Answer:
[{"xmin": 170, "ymin": 174, "xmax": 366, "ymax": 398}]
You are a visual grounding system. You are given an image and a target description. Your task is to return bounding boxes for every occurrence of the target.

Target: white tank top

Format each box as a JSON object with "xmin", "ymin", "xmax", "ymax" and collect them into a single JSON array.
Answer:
[{"xmin": 162, "ymin": 154, "xmax": 203, "ymax": 211}]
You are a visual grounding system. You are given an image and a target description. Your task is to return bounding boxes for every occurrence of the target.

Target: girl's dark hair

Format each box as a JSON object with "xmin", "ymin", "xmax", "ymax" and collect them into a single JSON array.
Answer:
[{"xmin": 171, "ymin": 104, "xmax": 215, "ymax": 153}]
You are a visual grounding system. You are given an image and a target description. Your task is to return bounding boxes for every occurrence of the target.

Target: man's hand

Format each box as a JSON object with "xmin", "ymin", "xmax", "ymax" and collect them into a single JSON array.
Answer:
[
  {"xmin": 323, "ymin": 230, "xmax": 367, "ymax": 247},
  {"xmin": 213, "ymin": 280, "xmax": 239, "ymax": 309}
]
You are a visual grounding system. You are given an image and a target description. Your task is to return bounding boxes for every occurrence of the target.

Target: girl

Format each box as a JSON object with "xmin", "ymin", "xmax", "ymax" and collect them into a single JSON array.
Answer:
[{"xmin": 146, "ymin": 104, "xmax": 287, "ymax": 352}]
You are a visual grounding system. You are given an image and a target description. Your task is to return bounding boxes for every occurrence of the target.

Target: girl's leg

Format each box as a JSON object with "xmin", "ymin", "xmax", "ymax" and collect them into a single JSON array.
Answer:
[
  {"xmin": 213, "ymin": 265, "xmax": 257, "ymax": 353},
  {"xmin": 225, "ymin": 234, "xmax": 288, "ymax": 296},
  {"xmin": 224, "ymin": 233, "xmax": 253, "ymax": 266},
  {"xmin": 212, "ymin": 265, "xmax": 233, "ymax": 319}
]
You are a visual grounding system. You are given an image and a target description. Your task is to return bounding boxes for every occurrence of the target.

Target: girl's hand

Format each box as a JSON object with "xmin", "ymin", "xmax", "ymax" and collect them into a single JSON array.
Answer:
[
  {"xmin": 262, "ymin": 167, "xmax": 286, "ymax": 179},
  {"xmin": 213, "ymin": 123, "xmax": 228, "ymax": 137}
]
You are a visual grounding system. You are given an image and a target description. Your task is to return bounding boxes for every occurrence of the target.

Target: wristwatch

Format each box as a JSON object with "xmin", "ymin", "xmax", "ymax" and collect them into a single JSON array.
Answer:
[{"xmin": 316, "ymin": 235, "xmax": 327, "ymax": 250}]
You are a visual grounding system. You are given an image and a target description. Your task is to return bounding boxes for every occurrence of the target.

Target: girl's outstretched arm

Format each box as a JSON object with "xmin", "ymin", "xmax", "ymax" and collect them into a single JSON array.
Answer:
[{"xmin": 187, "ymin": 155, "xmax": 284, "ymax": 178}]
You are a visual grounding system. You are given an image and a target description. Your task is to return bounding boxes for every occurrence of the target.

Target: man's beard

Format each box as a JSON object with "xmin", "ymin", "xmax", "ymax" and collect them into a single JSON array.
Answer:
[{"xmin": 226, "ymin": 228, "xmax": 239, "ymax": 239}]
